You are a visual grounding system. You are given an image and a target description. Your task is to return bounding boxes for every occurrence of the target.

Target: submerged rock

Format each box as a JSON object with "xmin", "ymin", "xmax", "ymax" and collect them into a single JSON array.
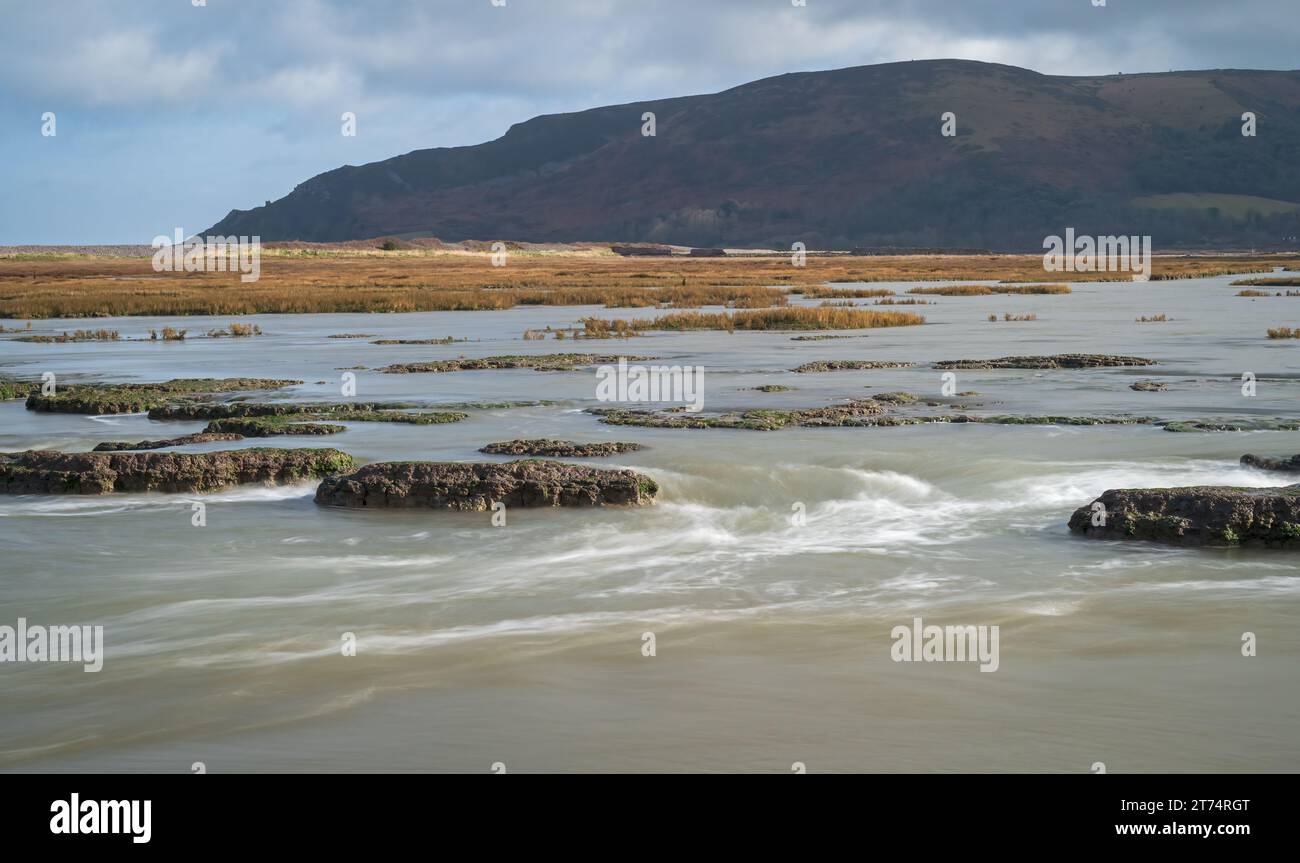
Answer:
[
  {"xmin": 315, "ymin": 460, "xmax": 657, "ymax": 509},
  {"xmin": 146, "ymin": 402, "xmax": 469, "ymax": 424},
  {"xmin": 480, "ymin": 439, "xmax": 642, "ymax": 457},
  {"xmin": 92, "ymin": 432, "xmax": 245, "ymax": 452},
  {"xmin": 0, "ymin": 448, "xmax": 354, "ymax": 495},
  {"xmin": 592, "ymin": 401, "xmax": 1152, "ymax": 431},
  {"xmin": 1241, "ymin": 454, "xmax": 1300, "ymax": 472},
  {"xmin": 1130, "ymin": 380, "xmax": 1168, "ymax": 392},
  {"xmin": 1068, "ymin": 485, "xmax": 1300, "ymax": 547},
  {"xmin": 379, "ymin": 354, "xmax": 654, "ymax": 374},
  {"xmin": 1161, "ymin": 418, "xmax": 1300, "ymax": 433},
  {"xmin": 148, "ymin": 401, "xmax": 420, "ymax": 420},
  {"xmin": 592, "ymin": 399, "xmax": 887, "ymax": 430},
  {"xmin": 792, "ymin": 360, "xmax": 915, "ymax": 373},
  {"xmin": 203, "ymin": 417, "xmax": 345, "ymax": 437},
  {"xmin": 934, "ymin": 354, "xmax": 1156, "ymax": 370}
]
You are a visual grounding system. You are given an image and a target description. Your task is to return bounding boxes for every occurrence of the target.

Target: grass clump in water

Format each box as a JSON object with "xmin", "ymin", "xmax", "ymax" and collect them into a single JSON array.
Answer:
[{"xmin": 581, "ymin": 306, "xmax": 924, "ymax": 334}]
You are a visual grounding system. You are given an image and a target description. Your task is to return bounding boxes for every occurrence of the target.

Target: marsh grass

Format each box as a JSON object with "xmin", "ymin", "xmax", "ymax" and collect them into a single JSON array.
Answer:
[
  {"xmin": 1267, "ymin": 327, "xmax": 1300, "ymax": 339},
  {"xmin": 909, "ymin": 284, "xmax": 1071, "ymax": 296},
  {"xmin": 1234, "ymin": 277, "xmax": 1300, "ymax": 287},
  {"xmin": 207, "ymin": 323, "xmax": 263, "ymax": 337},
  {"xmin": 14, "ymin": 328, "xmax": 119, "ymax": 343},
  {"xmin": 799, "ymin": 286, "xmax": 895, "ymax": 298},
  {"xmin": 582, "ymin": 306, "xmax": 925, "ymax": 334},
  {"xmin": 1, "ymin": 253, "xmax": 1287, "ymax": 318},
  {"xmin": 1136, "ymin": 314, "xmax": 1168, "ymax": 322}
]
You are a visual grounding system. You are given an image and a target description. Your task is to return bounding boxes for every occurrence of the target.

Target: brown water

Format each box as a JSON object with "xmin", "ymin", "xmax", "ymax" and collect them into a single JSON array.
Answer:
[{"xmin": 1, "ymin": 273, "xmax": 1298, "ymax": 772}]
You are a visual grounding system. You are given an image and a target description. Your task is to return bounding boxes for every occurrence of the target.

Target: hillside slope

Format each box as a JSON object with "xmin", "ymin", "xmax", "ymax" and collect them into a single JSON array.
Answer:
[{"xmin": 207, "ymin": 59, "xmax": 1300, "ymax": 249}]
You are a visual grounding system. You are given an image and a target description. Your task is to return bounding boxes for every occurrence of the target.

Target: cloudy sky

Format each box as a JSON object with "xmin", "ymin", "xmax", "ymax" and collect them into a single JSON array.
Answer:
[{"xmin": 3, "ymin": 0, "xmax": 1296, "ymax": 244}]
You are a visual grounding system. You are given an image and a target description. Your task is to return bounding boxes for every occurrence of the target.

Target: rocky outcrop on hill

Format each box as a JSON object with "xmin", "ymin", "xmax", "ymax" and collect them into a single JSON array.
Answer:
[
  {"xmin": 0, "ymin": 448, "xmax": 354, "ymax": 494},
  {"xmin": 314, "ymin": 460, "xmax": 657, "ymax": 509},
  {"xmin": 203, "ymin": 60, "xmax": 1300, "ymax": 249},
  {"xmin": 1068, "ymin": 485, "xmax": 1300, "ymax": 547}
]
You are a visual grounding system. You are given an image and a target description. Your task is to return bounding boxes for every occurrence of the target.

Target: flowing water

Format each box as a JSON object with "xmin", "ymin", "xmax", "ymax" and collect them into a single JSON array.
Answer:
[{"xmin": 2, "ymin": 273, "xmax": 1299, "ymax": 772}]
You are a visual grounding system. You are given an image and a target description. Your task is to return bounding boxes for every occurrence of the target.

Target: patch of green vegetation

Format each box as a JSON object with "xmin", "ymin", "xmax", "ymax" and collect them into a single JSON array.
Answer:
[
  {"xmin": 0, "ymin": 379, "xmax": 37, "ymax": 400},
  {"xmin": 204, "ymin": 417, "xmax": 345, "ymax": 437},
  {"xmin": 1133, "ymin": 193, "xmax": 1300, "ymax": 219},
  {"xmin": 26, "ymin": 378, "xmax": 302, "ymax": 414},
  {"xmin": 869, "ymin": 391, "xmax": 921, "ymax": 404}
]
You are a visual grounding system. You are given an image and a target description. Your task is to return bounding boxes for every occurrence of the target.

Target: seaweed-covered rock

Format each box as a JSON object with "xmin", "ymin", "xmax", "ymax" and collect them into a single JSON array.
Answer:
[
  {"xmin": 1130, "ymin": 380, "xmax": 1168, "ymax": 392},
  {"xmin": 1162, "ymin": 419, "xmax": 1300, "ymax": 433},
  {"xmin": 935, "ymin": 354, "xmax": 1155, "ymax": 370},
  {"xmin": 92, "ymin": 432, "xmax": 245, "ymax": 452},
  {"xmin": 203, "ymin": 417, "xmax": 345, "ymax": 437},
  {"xmin": 0, "ymin": 448, "xmax": 354, "ymax": 494},
  {"xmin": 26, "ymin": 378, "xmax": 301, "ymax": 414},
  {"xmin": 0, "ymin": 379, "xmax": 39, "ymax": 400},
  {"xmin": 1068, "ymin": 485, "xmax": 1300, "ymax": 547},
  {"xmin": 480, "ymin": 440, "xmax": 642, "ymax": 457},
  {"xmin": 380, "ymin": 354, "xmax": 654, "ymax": 374},
  {"xmin": 149, "ymin": 401, "xmax": 467, "ymax": 424},
  {"xmin": 314, "ymin": 460, "xmax": 657, "ymax": 509},
  {"xmin": 792, "ymin": 360, "xmax": 915, "ymax": 373}
]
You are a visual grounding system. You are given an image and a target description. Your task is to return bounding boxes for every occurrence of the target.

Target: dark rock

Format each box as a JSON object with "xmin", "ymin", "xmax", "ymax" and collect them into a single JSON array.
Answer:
[
  {"xmin": 379, "ymin": 354, "xmax": 654, "ymax": 374},
  {"xmin": 480, "ymin": 439, "xmax": 642, "ymax": 457},
  {"xmin": 92, "ymin": 433, "xmax": 245, "ymax": 452},
  {"xmin": 1068, "ymin": 485, "xmax": 1300, "ymax": 547},
  {"xmin": 1130, "ymin": 380, "xmax": 1168, "ymax": 391},
  {"xmin": 792, "ymin": 360, "xmax": 915, "ymax": 372},
  {"xmin": 935, "ymin": 354, "xmax": 1156, "ymax": 370},
  {"xmin": 203, "ymin": 418, "xmax": 345, "ymax": 437},
  {"xmin": 0, "ymin": 448, "xmax": 354, "ymax": 495},
  {"xmin": 148, "ymin": 401, "xmax": 416, "ymax": 420},
  {"xmin": 1241, "ymin": 454, "xmax": 1300, "ymax": 472},
  {"xmin": 314, "ymin": 460, "xmax": 658, "ymax": 509}
]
